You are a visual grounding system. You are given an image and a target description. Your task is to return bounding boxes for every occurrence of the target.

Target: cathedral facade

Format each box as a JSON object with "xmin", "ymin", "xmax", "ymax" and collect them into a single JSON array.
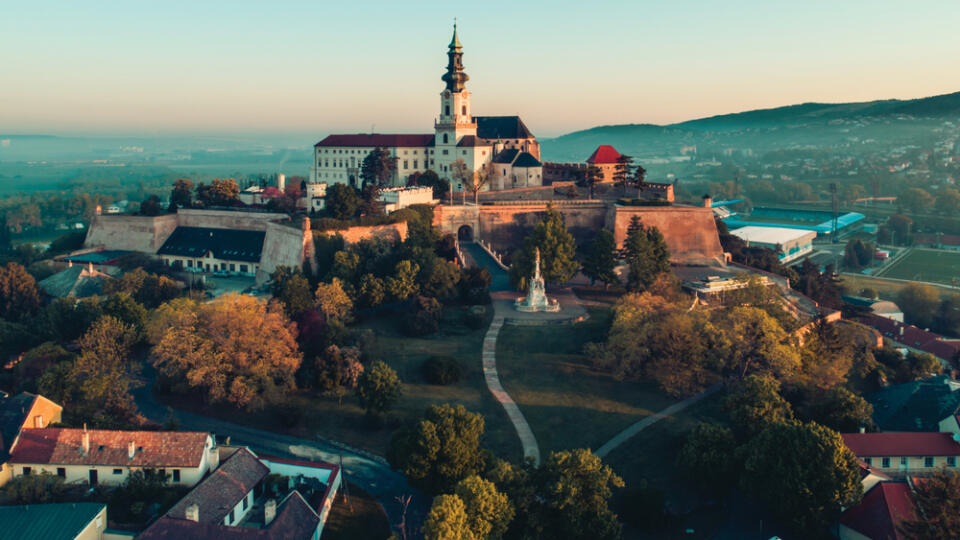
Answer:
[{"xmin": 311, "ymin": 26, "xmax": 543, "ymax": 193}]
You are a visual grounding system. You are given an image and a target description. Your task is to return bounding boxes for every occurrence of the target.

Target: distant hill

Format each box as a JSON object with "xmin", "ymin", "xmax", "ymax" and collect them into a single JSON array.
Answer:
[
  {"xmin": 540, "ymin": 90, "xmax": 960, "ymax": 162},
  {"xmin": 675, "ymin": 90, "xmax": 960, "ymax": 130}
]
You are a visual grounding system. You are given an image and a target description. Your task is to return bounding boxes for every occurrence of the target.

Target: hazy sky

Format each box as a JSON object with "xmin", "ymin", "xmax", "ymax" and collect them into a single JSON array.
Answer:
[{"xmin": 3, "ymin": 0, "xmax": 959, "ymax": 138}]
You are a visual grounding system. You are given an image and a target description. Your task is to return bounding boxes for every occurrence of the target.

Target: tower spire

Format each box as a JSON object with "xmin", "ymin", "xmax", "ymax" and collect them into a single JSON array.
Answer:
[{"xmin": 442, "ymin": 22, "xmax": 468, "ymax": 92}]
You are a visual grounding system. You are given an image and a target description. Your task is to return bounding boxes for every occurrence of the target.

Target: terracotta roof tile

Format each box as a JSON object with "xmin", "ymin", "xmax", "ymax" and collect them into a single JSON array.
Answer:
[
  {"xmin": 9, "ymin": 428, "xmax": 209, "ymax": 468},
  {"xmin": 315, "ymin": 134, "xmax": 435, "ymax": 148},
  {"xmin": 839, "ymin": 482, "xmax": 917, "ymax": 540},
  {"xmin": 842, "ymin": 432, "xmax": 960, "ymax": 457},
  {"xmin": 586, "ymin": 145, "xmax": 622, "ymax": 164}
]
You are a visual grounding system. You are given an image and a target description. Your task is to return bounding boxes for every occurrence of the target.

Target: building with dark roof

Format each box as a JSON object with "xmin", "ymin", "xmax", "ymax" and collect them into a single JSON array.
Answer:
[
  {"xmin": 0, "ymin": 503, "xmax": 108, "ymax": 540},
  {"xmin": 866, "ymin": 375, "xmax": 960, "ymax": 432},
  {"xmin": 859, "ymin": 314, "xmax": 960, "ymax": 363},
  {"xmin": 138, "ymin": 447, "xmax": 341, "ymax": 540},
  {"xmin": 311, "ymin": 25, "xmax": 542, "ymax": 192},
  {"xmin": 157, "ymin": 226, "xmax": 266, "ymax": 275},
  {"xmin": 37, "ymin": 263, "xmax": 113, "ymax": 298}
]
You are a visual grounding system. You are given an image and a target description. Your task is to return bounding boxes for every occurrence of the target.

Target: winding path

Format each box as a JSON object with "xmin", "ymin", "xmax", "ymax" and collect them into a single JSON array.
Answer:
[
  {"xmin": 594, "ymin": 384, "xmax": 722, "ymax": 458},
  {"xmin": 463, "ymin": 241, "xmax": 541, "ymax": 465},
  {"xmin": 482, "ymin": 315, "xmax": 541, "ymax": 465}
]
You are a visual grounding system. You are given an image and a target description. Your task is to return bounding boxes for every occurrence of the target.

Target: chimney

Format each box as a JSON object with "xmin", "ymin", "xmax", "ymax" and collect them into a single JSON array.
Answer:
[
  {"xmin": 185, "ymin": 503, "xmax": 199, "ymax": 522},
  {"xmin": 859, "ymin": 426, "xmax": 866, "ymax": 434},
  {"xmin": 277, "ymin": 173, "xmax": 286, "ymax": 191},
  {"xmin": 95, "ymin": 205, "xmax": 102, "ymax": 216},
  {"xmin": 87, "ymin": 262, "xmax": 94, "ymax": 273},
  {"xmin": 128, "ymin": 441, "xmax": 135, "ymax": 460},
  {"xmin": 702, "ymin": 194, "xmax": 712, "ymax": 208},
  {"xmin": 302, "ymin": 216, "xmax": 310, "ymax": 232},
  {"xmin": 81, "ymin": 424, "xmax": 90, "ymax": 456},
  {"xmin": 900, "ymin": 325, "xmax": 904, "ymax": 337},
  {"xmin": 68, "ymin": 260, "xmax": 73, "ymax": 268},
  {"xmin": 264, "ymin": 499, "xmax": 277, "ymax": 526}
]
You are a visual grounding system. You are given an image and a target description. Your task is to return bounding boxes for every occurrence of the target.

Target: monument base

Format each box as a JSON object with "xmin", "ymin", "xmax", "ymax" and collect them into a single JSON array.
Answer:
[{"xmin": 514, "ymin": 297, "xmax": 561, "ymax": 312}]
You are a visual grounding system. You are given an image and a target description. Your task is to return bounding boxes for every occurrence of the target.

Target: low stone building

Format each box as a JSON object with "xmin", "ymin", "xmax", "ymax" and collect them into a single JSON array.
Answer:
[
  {"xmin": 8, "ymin": 427, "xmax": 218, "ymax": 487},
  {"xmin": 0, "ymin": 392, "xmax": 63, "ymax": 486}
]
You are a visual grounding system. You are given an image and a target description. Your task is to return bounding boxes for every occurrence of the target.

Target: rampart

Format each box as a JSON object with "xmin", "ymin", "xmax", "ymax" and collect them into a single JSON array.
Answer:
[
  {"xmin": 174, "ymin": 208, "xmax": 289, "ymax": 231},
  {"xmin": 84, "ymin": 214, "xmax": 179, "ymax": 252},
  {"xmin": 314, "ymin": 222, "xmax": 409, "ymax": 244},
  {"xmin": 477, "ymin": 202, "xmax": 609, "ymax": 255},
  {"xmin": 609, "ymin": 205, "xmax": 725, "ymax": 265},
  {"xmin": 257, "ymin": 220, "xmax": 314, "ymax": 285}
]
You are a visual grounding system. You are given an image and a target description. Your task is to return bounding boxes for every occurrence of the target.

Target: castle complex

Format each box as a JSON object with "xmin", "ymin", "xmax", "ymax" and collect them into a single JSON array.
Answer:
[{"xmin": 311, "ymin": 25, "xmax": 545, "ymax": 193}]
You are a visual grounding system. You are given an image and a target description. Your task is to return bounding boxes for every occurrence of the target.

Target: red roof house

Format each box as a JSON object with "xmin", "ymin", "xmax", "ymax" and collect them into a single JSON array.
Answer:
[{"xmin": 838, "ymin": 482, "xmax": 917, "ymax": 540}]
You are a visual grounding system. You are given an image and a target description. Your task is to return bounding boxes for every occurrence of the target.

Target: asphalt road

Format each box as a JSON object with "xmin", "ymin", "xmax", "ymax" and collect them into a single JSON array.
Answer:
[{"xmin": 131, "ymin": 363, "xmax": 427, "ymax": 538}]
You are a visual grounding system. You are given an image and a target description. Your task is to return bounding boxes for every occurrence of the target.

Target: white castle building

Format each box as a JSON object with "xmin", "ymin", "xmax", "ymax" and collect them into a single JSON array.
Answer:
[{"xmin": 311, "ymin": 25, "xmax": 543, "ymax": 193}]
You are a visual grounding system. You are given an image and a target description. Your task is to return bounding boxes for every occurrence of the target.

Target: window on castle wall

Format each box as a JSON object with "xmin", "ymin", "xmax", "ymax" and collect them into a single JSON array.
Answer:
[
  {"xmin": 462, "ymin": 105, "xmax": 466, "ymax": 115},
  {"xmin": 443, "ymin": 134, "xmax": 448, "ymax": 144},
  {"xmin": 445, "ymin": 105, "xmax": 450, "ymax": 116}
]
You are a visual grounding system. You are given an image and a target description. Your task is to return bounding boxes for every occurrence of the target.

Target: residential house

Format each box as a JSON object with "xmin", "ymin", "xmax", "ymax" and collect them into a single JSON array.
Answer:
[
  {"xmin": 837, "ymin": 482, "xmax": 917, "ymax": 540},
  {"xmin": 860, "ymin": 314, "xmax": 960, "ymax": 365},
  {"xmin": 866, "ymin": 375, "xmax": 960, "ymax": 432},
  {"xmin": 37, "ymin": 263, "xmax": 113, "ymax": 298},
  {"xmin": 138, "ymin": 446, "xmax": 341, "ymax": 540},
  {"xmin": 0, "ymin": 503, "xmax": 113, "ymax": 540},
  {"xmin": 8, "ymin": 427, "xmax": 218, "ymax": 487},
  {"xmin": 157, "ymin": 227, "xmax": 265, "ymax": 275},
  {"xmin": 0, "ymin": 392, "xmax": 62, "ymax": 486},
  {"xmin": 841, "ymin": 432, "xmax": 960, "ymax": 475}
]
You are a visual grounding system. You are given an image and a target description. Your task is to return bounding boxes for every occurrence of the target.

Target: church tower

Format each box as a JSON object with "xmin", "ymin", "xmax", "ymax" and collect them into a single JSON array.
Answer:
[{"xmin": 435, "ymin": 23, "xmax": 477, "ymax": 179}]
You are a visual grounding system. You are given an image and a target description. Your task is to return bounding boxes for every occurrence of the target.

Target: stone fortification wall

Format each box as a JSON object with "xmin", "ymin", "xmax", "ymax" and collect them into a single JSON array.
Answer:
[
  {"xmin": 432, "ymin": 205, "xmax": 480, "ymax": 237},
  {"xmin": 608, "ymin": 205, "xmax": 725, "ymax": 265},
  {"xmin": 477, "ymin": 182, "xmax": 577, "ymax": 202},
  {"xmin": 84, "ymin": 214, "xmax": 179, "ymax": 252},
  {"xmin": 477, "ymin": 202, "xmax": 609, "ymax": 255},
  {"xmin": 257, "ymin": 221, "xmax": 313, "ymax": 285},
  {"xmin": 314, "ymin": 222, "xmax": 409, "ymax": 245},
  {"xmin": 175, "ymin": 209, "xmax": 289, "ymax": 231}
]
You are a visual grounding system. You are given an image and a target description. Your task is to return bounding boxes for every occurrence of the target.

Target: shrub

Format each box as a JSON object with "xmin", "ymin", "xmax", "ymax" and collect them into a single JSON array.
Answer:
[
  {"xmin": 402, "ymin": 296, "xmax": 442, "ymax": 336},
  {"xmin": 422, "ymin": 356, "xmax": 463, "ymax": 385},
  {"xmin": 464, "ymin": 305, "xmax": 487, "ymax": 330}
]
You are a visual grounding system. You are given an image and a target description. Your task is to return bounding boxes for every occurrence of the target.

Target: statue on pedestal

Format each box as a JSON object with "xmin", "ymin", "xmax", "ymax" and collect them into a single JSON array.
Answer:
[{"xmin": 514, "ymin": 248, "xmax": 561, "ymax": 312}]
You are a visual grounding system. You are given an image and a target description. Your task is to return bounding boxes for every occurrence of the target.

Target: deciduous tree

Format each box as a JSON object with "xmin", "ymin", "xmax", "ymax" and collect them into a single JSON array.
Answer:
[
  {"xmin": 388, "ymin": 403, "xmax": 485, "ymax": 494},
  {"xmin": 454, "ymin": 475, "xmax": 514, "ymax": 540},
  {"xmin": 899, "ymin": 468, "xmax": 960, "ymax": 539},
  {"xmin": 0, "ymin": 262, "xmax": 41, "ymax": 322},
  {"xmin": 741, "ymin": 422, "xmax": 862, "ymax": 536},
  {"xmin": 898, "ymin": 282, "xmax": 940, "ymax": 329},
  {"xmin": 149, "ymin": 294, "xmax": 301, "ymax": 411},
  {"xmin": 676, "ymin": 423, "xmax": 737, "ymax": 495},
  {"xmin": 724, "ymin": 374, "xmax": 795, "ymax": 439},
  {"xmin": 356, "ymin": 360, "xmax": 402, "ymax": 417},
  {"xmin": 169, "ymin": 178, "xmax": 193, "ymax": 211},
  {"xmin": 424, "ymin": 495, "xmax": 473, "ymax": 540},
  {"xmin": 315, "ymin": 278, "xmax": 353, "ymax": 323}
]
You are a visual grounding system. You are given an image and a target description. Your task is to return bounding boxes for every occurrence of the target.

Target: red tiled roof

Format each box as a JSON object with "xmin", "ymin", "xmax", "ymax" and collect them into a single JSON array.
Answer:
[
  {"xmin": 842, "ymin": 432, "xmax": 960, "ymax": 457},
  {"xmin": 586, "ymin": 145, "xmax": 622, "ymax": 164},
  {"xmin": 167, "ymin": 447, "xmax": 269, "ymax": 524},
  {"xmin": 860, "ymin": 314, "xmax": 960, "ymax": 361},
  {"xmin": 314, "ymin": 134, "xmax": 434, "ymax": 148},
  {"xmin": 839, "ymin": 482, "xmax": 917, "ymax": 540},
  {"xmin": 9, "ymin": 428, "xmax": 209, "ymax": 468}
]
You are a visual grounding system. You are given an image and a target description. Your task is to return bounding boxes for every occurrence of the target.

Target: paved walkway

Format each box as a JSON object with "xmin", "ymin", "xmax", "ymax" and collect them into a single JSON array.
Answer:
[
  {"xmin": 482, "ymin": 314, "xmax": 541, "ymax": 465},
  {"xmin": 594, "ymin": 384, "xmax": 723, "ymax": 458}
]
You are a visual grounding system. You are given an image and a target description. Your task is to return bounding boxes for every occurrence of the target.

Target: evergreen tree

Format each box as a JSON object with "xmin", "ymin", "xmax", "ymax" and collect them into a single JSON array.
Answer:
[
  {"xmin": 508, "ymin": 205, "xmax": 579, "ymax": 288},
  {"xmin": 169, "ymin": 178, "xmax": 193, "ymax": 211},
  {"xmin": 577, "ymin": 166, "xmax": 603, "ymax": 199},
  {"xmin": 581, "ymin": 230, "xmax": 618, "ymax": 287},
  {"xmin": 325, "ymin": 184, "xmax": 362, "ymax": 220},
  {"xmin": 361, "ymin": 147, "xmax": 396, "ymax": 186},
  {"xmin": 612, "ymin": 154, "xmax": 633, "ymax": 194},
  {"xmin": 623, "ymin": 216, "xmax": 670, "ymax": 291},
  {"xmin": 630, "ymin": 164, "xmax": 648, "ymax": 192}
]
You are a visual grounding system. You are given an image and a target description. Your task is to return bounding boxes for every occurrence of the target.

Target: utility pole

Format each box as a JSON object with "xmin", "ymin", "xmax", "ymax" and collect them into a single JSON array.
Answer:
[{"xmin": 830, "ymin": 182, "xmax": 839, "ymax": 243}]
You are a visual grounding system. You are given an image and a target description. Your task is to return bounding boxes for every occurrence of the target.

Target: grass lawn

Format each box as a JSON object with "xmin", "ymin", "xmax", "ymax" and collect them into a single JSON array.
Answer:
[
  {"xmin": 495, "ymin": 307, "xmax": 677, "ymax": 456},
  {"xmin": 604, "ymin": 393, "xmax": 728, "ymax": 540},
  {"xmin": 321, "ymin": 482, "xmax": 391, "ymax": 540},
  {"xmin": 841, "ymin": 272, "xmax": 958, "ymax": 301},
  {"xmin": 880, "ymin": 248, "xmax": 960, "ymax": 285},
  {"xmin": 156, "ymin": 304, "xmax": 521, "ymax": 460}
]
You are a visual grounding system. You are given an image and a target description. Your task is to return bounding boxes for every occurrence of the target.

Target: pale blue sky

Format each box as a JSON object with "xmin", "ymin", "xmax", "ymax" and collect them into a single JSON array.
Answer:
[{"xmin": 2, "ymin": 0, "xmax": 959, "ymax": 137}]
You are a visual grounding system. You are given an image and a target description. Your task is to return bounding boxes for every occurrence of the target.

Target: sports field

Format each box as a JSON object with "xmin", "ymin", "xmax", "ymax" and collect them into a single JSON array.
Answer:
[{"xmin": 880, "ymin": 248, "xmax": 960, "ymax": 285}]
